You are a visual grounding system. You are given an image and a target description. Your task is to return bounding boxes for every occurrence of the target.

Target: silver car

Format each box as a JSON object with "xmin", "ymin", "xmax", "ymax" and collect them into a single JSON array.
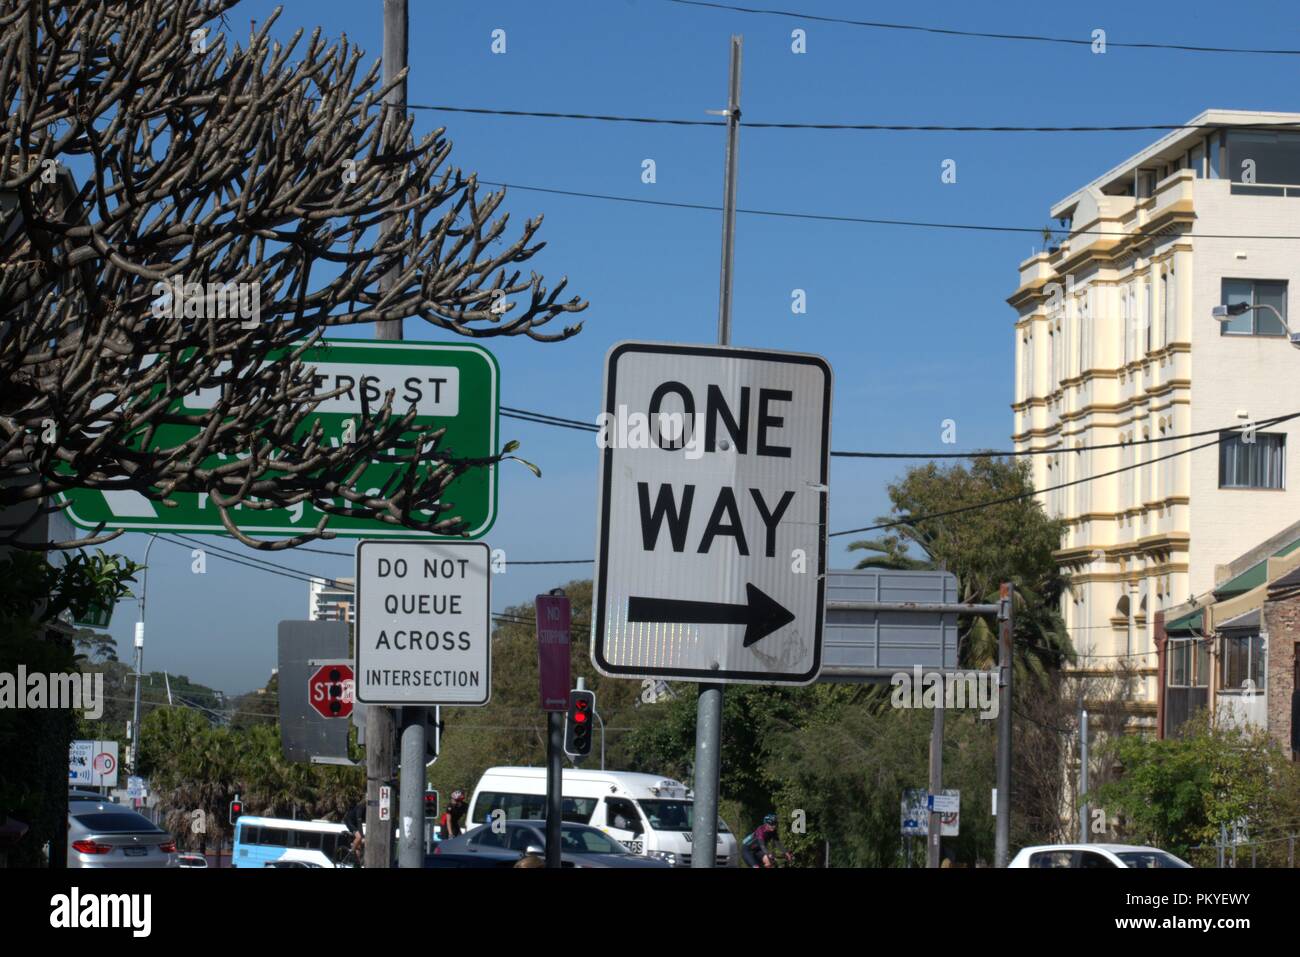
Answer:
[{"xmin": 68, "ymin": 803, "xmax": 177, "ymax": 868}]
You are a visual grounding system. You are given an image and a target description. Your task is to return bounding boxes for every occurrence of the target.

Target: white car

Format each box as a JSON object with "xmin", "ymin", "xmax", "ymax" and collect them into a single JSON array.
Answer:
[{"xmin": 1008, "ymin": 843, "xmax": 1191, "ymax": 868}]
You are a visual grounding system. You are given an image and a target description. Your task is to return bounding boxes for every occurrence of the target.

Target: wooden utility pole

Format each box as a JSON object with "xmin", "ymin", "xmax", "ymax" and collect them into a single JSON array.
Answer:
[
  {"xmin": 691, "ymin": 34, "xmax": 742, "ymax": 870},
  {"xmin": 926, "ymin": 703, "xmax": 944, "ymax": 867},
  {"xmin": 364, "ymin": 0, "xmax": 409, "ymax": 870},
  {"xmin": 994, "ymin": 583, "xmax": 1014, "ymax": 867}
]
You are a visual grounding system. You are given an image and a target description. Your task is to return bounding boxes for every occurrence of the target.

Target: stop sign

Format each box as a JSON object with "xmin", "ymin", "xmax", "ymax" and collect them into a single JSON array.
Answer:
[{"xmin": 308, "ymin": 664, "xmax": 354, "ymax": 719}]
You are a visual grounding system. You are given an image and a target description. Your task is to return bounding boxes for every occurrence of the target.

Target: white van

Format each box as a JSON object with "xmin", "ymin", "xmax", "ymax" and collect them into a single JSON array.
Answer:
[{"xmin": 468, "ymin": 767, "xmax": 737, "ymax": 867}]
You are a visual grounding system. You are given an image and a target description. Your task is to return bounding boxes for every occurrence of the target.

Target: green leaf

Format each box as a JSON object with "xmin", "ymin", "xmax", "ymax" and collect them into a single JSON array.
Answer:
[{"xmin": 502, "ymin": 454, "xmax": 541, "ymax": 478}]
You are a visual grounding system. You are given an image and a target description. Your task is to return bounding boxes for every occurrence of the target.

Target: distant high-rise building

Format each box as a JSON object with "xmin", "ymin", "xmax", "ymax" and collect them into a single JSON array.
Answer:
[{"xmin": 309, "ymin": 576, "xmax": 355, "ymax": 623}]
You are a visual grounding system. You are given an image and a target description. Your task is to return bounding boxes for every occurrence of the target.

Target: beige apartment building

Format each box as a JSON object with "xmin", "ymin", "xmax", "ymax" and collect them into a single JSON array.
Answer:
[{"xmin": 1009, "ymin": 110, "xmax": 1300, "ymax": 729}]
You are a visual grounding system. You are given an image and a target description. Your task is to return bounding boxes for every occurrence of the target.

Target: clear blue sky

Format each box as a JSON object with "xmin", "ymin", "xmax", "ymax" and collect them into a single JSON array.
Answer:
[{"xmin": 98, "ymin": 0, "xmax": 1300, "ymax": 691}]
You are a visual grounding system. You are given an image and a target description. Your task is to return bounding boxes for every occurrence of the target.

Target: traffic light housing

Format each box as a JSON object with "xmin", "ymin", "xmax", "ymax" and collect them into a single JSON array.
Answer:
[
  {"xmin": 563, "ymin": 690, "xmax": 596, "ymax": 757},
  {"xmin": 424, "ymin": 789, "xmax": 439, "ymax": 821},
  {"xmin": 228, "ymin": 794, "xmax": 243, "ymax": 825}
]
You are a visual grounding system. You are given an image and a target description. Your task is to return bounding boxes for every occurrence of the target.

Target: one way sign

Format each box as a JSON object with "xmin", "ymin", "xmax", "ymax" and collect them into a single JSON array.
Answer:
[{"xmin": 592, "ymin": 342, "xmax": 831, "ymax": 684}]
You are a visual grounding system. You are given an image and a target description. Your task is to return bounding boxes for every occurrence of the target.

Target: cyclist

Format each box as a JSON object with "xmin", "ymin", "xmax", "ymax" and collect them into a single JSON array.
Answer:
[
  {"xmin": 439, "ymin": 789, "xmax": 469, "ymax": 840},
  {"xmin": 741, "ymin": 813, "xmax": 792, "ymax": 869},
  {"xmin": 342, "ymin": 800, "xmax": 366, "ymax": 863}
]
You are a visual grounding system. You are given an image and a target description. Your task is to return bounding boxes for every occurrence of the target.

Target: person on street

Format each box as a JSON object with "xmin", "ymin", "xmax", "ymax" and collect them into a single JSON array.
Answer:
[{"xmin": 741, "ymin": 813, "xmax": 792, "ymax": 868}]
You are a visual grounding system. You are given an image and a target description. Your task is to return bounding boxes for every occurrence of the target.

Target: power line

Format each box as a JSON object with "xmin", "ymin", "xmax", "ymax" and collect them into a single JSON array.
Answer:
[
  {"xmin": 155, "ymin": 535, "xmax": 325, "ymax": 586},
  {"xmin": 830, "ymin": 409, "xmax": 1300, "ymax": 537},
  {"xmin": 661, "ymin": 0, "xmax": 1300, "ymax": 56},
  {"xmin": 476, "ymin": 178, "xmax": 1300, "ymax": 241},
  {"xmin": 414, "ymin": 101, "xmax": 1300, "ymax": 134},
  {"xmin": 175, "ymin": 410, "xmax": 1300, "ymax": 568},
  {"xmin": 505, "ymin": 404, "xmax": 1294, "ymax": 461}
]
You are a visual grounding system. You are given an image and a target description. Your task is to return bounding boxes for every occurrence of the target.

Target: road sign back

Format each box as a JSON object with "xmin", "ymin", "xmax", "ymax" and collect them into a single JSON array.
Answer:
[{"xmin": 592, "ymin": 342, "xmax": 831, "ymax": 684}]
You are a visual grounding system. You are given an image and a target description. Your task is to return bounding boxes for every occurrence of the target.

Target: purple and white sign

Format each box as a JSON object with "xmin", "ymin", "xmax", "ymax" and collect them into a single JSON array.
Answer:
[{"xmin": 535, "ymin": 594, "xmax": 571, "ymax": 711}]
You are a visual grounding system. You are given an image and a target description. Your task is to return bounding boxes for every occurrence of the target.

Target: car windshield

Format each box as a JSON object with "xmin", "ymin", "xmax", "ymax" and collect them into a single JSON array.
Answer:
[
  {"xmin": 639, "ymin": 800, "xmax": 693, "ymax": 831},
  {"xmin": 72, "ymin": 812, "xmax": 163, "ymax": 834},
  {"xmin": 559, "ymin": 826, "xmax": 628, "ymax": 855},
  {"xmin": 1115, "ymin": 850, "xmax": 1191, "ymax": 868}
]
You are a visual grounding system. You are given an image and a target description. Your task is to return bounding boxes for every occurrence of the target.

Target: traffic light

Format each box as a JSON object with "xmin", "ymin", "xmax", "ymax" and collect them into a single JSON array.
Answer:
[
  {"xmin": 228, "ymin": 794, "xmax": 243, "ymax": 825},
  {"xmin": 424, "ymin": 789, "xmax": 439, "ymax": 821},
  {"xmin": 563, "ymin": 690, "xmax": 596, "ymax": 757}
]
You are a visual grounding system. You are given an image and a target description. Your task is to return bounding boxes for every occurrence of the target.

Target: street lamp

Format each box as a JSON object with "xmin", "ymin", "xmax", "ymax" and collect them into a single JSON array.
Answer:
[{"xmin": 1211, "ymin": 302, "xmax": 1300, "ymax": 348}]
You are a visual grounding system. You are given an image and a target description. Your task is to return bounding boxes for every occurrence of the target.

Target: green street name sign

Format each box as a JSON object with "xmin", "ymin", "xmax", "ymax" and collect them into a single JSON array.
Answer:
[{"xmin": 57, "ymin": 339, "xmax": 500, "ymax": 540}]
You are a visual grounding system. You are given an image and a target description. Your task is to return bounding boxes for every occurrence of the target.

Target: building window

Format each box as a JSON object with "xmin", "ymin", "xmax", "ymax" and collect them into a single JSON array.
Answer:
[
  {"xmin": 1167, "ymin": 638, "xmax": 1209, "ymax": 688},
  {"xmin": 1219, "ymin": 432, "xmax": 1285, "ymax": 489},
  {"xmin": 1122, "ymin": 287, "xmax": 1132, "ymax": 364},
  {"xmin": 1144, "ymin": 278, "xmax": 1152, "ymax": 354},
  {"xmin": 1220, "ymin": 279, "xmax": 1288, "ymax": 336},
  {"xmin": 1022, "ymin": 333, "xmax": 1032, "ymax": 399},
  {"xmin": 1220, "ymin": 634, "xmax": 1266, "ymax": 692},
  {"xmin": 1226, "ymin": 129, "xmax": 1300, "ymax": 185},
  {"xmin": 1048, "ymin": 329, "xmax": 1055, "ymax": 389},
  {"xmin": 1166, "ymin": 265, "xmax": 1175, "ymax": 345},
  {"xmin": 1208, "ymin": 132, "xmax": 1223, "ymax": 179}
]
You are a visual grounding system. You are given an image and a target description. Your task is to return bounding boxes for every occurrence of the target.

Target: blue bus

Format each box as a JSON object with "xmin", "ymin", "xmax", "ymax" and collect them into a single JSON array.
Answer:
[{"xmin": 232, "ymin": 816, "xmax": 351, "ymax": 868}]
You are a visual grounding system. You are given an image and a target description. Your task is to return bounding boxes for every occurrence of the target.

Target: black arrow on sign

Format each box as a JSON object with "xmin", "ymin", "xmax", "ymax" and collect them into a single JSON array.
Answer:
[{"xmin": 626, "ymin": 583, "xmax": 795, "ymax": 648}]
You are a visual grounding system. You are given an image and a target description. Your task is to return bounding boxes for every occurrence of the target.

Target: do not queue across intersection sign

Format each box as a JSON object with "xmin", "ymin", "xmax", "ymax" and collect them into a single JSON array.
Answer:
[
  {"xmin": 592, "ymin": 341, "xmax": 832, "ymax": 685},
  {"xmin": 354, "ymin": 541, "xmax": 491, "ymax": 705}
]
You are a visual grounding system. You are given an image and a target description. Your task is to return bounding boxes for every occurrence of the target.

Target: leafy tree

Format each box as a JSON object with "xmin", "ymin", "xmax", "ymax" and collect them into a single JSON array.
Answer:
[
  {"xmin": 430, "ymin": 580, "xmax": 651, "ymax": 804},
  {"xmin": 848, "ymin": 456, "xmax": 1073, "ymax": 679},
  {"xmin": 0, "ymin": 549, "xmax": 139, "ymax": 864},
  {"xmin": 1097, "ymin": 712, "xmax": 1300, "ymax": 864}
]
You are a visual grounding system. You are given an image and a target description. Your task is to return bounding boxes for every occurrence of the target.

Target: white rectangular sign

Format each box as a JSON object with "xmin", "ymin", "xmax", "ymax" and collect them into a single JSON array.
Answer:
[
  {"xmin": 190, "ymin": 363, "xmax": 460, "ymax": 416},
  {"xmin": 354, "ymin": 541, "xmax": 491, "ymax": 705},
  {"xmin": 593, "ymin": 342, "xmax": 831, "ymax": 684},
  {"xmin": 69, "ymin": 740, "xmax": 119, "ymax": 788},
  {"xmin": 929, "ymin": 792, "xmax": 960, "ymax": 814}
]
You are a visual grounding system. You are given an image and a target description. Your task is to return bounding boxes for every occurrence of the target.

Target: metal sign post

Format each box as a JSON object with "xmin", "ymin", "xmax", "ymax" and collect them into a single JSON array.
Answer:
[
  {"xmin": 355, "ymin": 540, "xmax": 491, "ymax": 868},
  {"xmin": 537, "ymin": 591, "xmax": 571, "ymax": 869}
]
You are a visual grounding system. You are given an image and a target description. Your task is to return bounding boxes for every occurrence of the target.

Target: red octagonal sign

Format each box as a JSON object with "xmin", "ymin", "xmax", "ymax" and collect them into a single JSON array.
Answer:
[{"xmin": 308, "ymin": 664, "xmax": 354, "ymax": 719}]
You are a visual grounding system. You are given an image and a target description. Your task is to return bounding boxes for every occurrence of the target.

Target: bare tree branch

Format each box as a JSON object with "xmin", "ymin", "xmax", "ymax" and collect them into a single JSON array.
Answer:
[{"xmin": 1, "ymin": 0, "xmax": 588, "ymax": 549}]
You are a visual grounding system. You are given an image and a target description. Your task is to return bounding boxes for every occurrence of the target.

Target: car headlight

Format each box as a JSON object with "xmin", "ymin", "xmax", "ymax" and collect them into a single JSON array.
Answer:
[{"xmin": 646, "ymin": 851, "xmax": 677, "ymax": 864}]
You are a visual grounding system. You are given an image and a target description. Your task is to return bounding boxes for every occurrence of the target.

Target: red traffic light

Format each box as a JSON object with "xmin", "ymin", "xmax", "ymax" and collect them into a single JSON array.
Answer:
[{"xmin": 564, "ymin": 689, "xmax": 596, "ymax": 757}]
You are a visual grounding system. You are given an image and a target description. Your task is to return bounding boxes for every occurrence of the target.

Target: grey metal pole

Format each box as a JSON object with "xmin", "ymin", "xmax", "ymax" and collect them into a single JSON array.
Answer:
[
  {"xmin": 398, "ymin": 709, "xmax": 425, "ymax": 867},
  {"xmin": 365, "ymin": 0, "xmax": 408, "ymax": 869},
  {"xmin": 927, "ymin": 702, "xmax": 944, "ymax": 868},
  {"xmin": 691, "ymin": 32, "xmax": 742, "ymax": 873},
  {"xmin": 994, "ymin": 582, "xmax": 1014, "ymax": 867},
  {"xmin": 595, "ymin": 708, "xmax": 606, "ymax": 771},
  {"xmin": 1079, "ymin": 707, "xmax": 1090, "ymax": 843},
  {"xmin": 546, "ymin": 711, "xmax": 563, "ymax": 868},
  {"xmin": 691, "ymin": 685, "xmax": 723, "ymax": 868},
  {"xmin": 1219, "ymin": 823, "xmax": 1226, "ymax": 868}
]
